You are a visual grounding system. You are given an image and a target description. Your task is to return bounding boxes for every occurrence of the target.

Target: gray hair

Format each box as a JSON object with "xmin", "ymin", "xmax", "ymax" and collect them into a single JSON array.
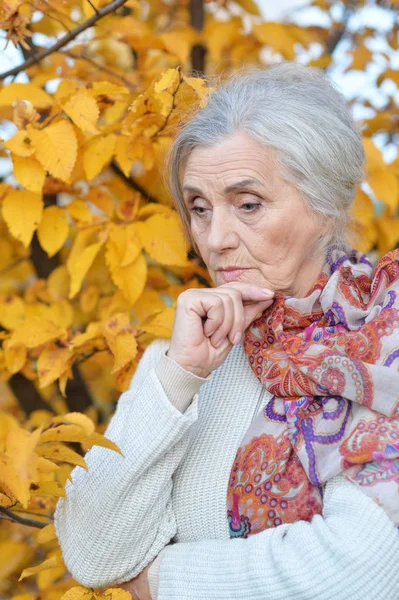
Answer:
[{"xmin": 164, "ymin": 62, "xmax": 366, "ymax": 256}]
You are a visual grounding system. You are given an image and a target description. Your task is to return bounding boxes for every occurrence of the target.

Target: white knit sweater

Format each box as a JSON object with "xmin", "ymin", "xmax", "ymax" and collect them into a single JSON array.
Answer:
[{"xmin": 54, "ymin": 339, "xmax": 399, "ymax": 599}]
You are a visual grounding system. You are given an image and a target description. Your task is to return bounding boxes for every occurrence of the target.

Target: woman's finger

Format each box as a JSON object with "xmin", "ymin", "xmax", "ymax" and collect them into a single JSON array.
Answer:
[
  {"xmin": 217, "ymin": 282, "xmax": 274, "ymax": 303},
  {"xmin": 198, "ymin": 293, "xmax": 226, "ymax": 337},
  {"xmin": 209, "ymin": 293, "xmax": 235, "ymax": 348},
  {"xmin": 243, "ymin": 298, "xmax": 275, "ymax": 330}
]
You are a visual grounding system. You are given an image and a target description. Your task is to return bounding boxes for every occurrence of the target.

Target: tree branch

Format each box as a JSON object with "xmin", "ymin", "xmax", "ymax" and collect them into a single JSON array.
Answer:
[
  {"xmin": 190, "ymin": 0, "xmax": 206, "ymax": 74},
  {"xmin": 326, "ymin": 0, "xmax": 357, "ymax": 57},
  {"xmin": 61, "ymin": 50, "xmax": 136, "ymax": 90},
  {"xmin": 0, "ymin": 0, "xmax": 130, "ymax": 81},
  {"xmin": 0, "ymin": 506, "xmax": 50, "ymax": 528},
  {"xmin": 111, "ymin": 161, "xmax": 161, "ymax": 204}
]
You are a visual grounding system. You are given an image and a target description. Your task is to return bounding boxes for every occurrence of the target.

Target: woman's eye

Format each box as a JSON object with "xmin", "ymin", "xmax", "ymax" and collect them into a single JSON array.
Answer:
[
  {"xmin": 191, "ymin": 206, "xmax": 208, "ymax": 215},
  {"xmin": 241, "ymin": 202, "xmax": 260, "ymax": 212}
]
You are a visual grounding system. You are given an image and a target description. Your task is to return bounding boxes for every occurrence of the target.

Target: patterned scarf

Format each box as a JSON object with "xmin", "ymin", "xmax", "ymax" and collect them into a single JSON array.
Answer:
[{"xmin": 227, "ymin": 246, "xmax": 399, "ymax": 538}]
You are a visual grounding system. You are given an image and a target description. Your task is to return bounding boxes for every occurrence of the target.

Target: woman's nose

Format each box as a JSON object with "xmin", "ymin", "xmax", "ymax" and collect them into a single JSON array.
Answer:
[{"xmin": 206, "ymin": 208, "xmax": 239, "ymax": 253}]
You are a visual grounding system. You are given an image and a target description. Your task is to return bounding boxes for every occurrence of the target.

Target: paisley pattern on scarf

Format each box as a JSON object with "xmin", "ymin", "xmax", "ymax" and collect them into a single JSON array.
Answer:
[{"xmin": 227, "ymin": 247, "xmax": 399, "ymax": 538}]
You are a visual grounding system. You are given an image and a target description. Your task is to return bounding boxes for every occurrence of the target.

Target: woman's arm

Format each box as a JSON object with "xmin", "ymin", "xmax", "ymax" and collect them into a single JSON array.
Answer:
[
  {"xmin": 150, "ymin": 475, "xmax": 399, "ymax": 600},
  {"xmin": 54, "ymin": 339, "xmax": 211, "ymax": 589}
]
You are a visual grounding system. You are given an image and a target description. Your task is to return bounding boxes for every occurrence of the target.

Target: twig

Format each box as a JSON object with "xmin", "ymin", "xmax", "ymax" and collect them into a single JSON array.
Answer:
[
  {"xmin": 111, "ymin": 161, "xmax": 160, "ymax": 203},
  {"xmin": 0, "ymin": 0, "xmax": 130, "ymax": 81},
  {"xmin": 0, "ymin": 506, "xmax": 51, "ymax": 529},
  {"xmin": 27, "ymin": 2, "xmax": 72, "ymax": 33},
  {"xmin": 86, "ymin": 0, "xmax": 100, "ymax": 13},
  {"xmin": 152, "ymin": 67, "xmax": 182, "ymax": 138},
  {"xmin": 0, "ymin": 257, "xmax": 29, "ymax": 275},
  {"xmin": 326, "ymin": 0, "xmax": 356, "ymax": 57},
  {"xmin": 61, "ymin": 50, "xmax": 136, "ymax": 90}
]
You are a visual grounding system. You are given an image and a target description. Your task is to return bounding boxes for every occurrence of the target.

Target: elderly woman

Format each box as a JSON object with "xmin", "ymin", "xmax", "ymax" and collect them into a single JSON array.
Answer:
[{"xmin": 54, "ymin": 63, "xmax": 399, "ymax": 600}]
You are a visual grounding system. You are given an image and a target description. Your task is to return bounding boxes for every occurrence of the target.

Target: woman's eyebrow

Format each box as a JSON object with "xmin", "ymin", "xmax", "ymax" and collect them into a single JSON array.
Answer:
[{"xmin": 183, "ymin": 178, "xmax": 263, "ymax": 196}]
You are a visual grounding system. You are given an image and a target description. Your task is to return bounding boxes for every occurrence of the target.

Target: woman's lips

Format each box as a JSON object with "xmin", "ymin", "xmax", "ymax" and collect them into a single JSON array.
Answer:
[{"xmin": 219, "ymin": 268, "xmax": 250, "ymax": 282}]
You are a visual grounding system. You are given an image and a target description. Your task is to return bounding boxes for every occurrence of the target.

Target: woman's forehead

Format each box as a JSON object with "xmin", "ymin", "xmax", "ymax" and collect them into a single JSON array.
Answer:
[{"xmin": 182, "ymin": 136, "xmax": 279, "ymax": 190}]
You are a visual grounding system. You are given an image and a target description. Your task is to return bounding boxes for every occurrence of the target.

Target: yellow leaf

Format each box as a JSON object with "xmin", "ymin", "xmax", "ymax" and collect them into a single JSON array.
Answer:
[
  {"xmin": 106, "ymin": 222, "xmax": 142, "ymax": 268},
  {"xmin": 160, "ymin": 32, "xmax": 191, "ymax": 63},
  {"xmin": 70, "ymin": 321, "xmax": 103, "ymax": 348},
  {"xmin": 60, "ymin": 587, "xmax": 94, "ymax": 600},
  {"xmin": 37, "ymin": 343, "xmax": 73, "ymax": 388},
  {"xmin": 0, "ymin": 294, "xmax": 25, "ymax": 330},
  {"xmin": 46, "ymin": 299, "xmax": 74, "ymax": 329},
  {"xmin": 106, "ymin": 330, "xmax": 138, "ymax": 373},
  {"xmin": 4, "ymin": 342, "xmax": 27, "ymax": 374},
  {"xmin": 37, "ymin": 206, "xmax": 69, "ymax": 257},
  {"xmin": 30, "ymin": 480, "xmax": 65, "ymax": 497},
  {"xmin": 37, "ymin": 523, "xmax": 57, "ymax": 544},
  {"xmin": 12, "ymin": 154, "xmax": 46, "ymax": 193},
  {"xmin": 137, "ymin": 203, "xmax": 175, "ymax": 220},
  {"xmin": 141, "ymin": 306, "xmax": 175, "ymax": 338},
  {"xmin": 0, "ymin": 413, "xmax": 19, "ymax": 446},
  {"xmin": 0, "ymin": 491, "xmax": 14, "ymax": 507},
  {"xmin": 154, "ymin": 68, "xmax": 181, "ymax": 94},
  {"xmin": 39, "ymin": 424, "xmax": 122, "ymax": 455},
  {"xmin": 253, "ymin": 22, "xmax": 296, "ymax": 59},
  {"xmin": 103, "ymin": 590, "xmax": 132, "ymax": 600},
  {"xmin": 234, "ymin": 0, "xmax": 260, "ymax": 14},
  {"xmin": 183, "ymin": 76, "xmax": 209, "ymax": 108},
  {"xmin": 88, "ymin": 81, "xmax": 130, "ymax": 98},
  {"xmin": 83, "ymin": 134, "xmax": 117, "ymax": 181},
  {"xmin": 67, "ymin": 199, "xmax": 93, "ymax": 223},
  {"xmin": 376, "ymin": 216, "xmax": 399, "ymax": 255},
  {"xmin": 9, "ymin": 316, "xmax": 66, "ymax": 349},
  {"xmin": 0, "ymin": 541, "xmax": 33, "ymax": 580},
  {"xmin": 363, "ymin": 137, "xmax": 385, "ymax": 172},
  {"xmin": 19, "ymin": 555, "xmax": 64, "ymax": 581},
  {"xmin": 102, "ymin": 312, "xmax": 130, "ymax": 335},
  {"xmin": 134, "ymin": 289, "xmax": 165, "ymax": 322},
  {"xmin": 80, "ymin": 285, "xmax": 100, "ymax": 313},
  {"xmin": 67, "ymin": 241, "xmax": 104, "ymax": 298},
  {"xmin": 13, "ymin": 99, "xmax": 40, "ymax": 129},
  {"xmin": 86, "ymin": 187, "xmax": 114, "ymax": 217},
  {"xmin": 30, "ymin": 120, "xmax": 78, "ymax": 182},
  {"xmin": 0, "ymin": 425, "xmax": 42, "ymax": 507},
  {"xmin": 52, "ymin": 412, "xmax": 95, "ymax": 436},
  {"xmin": 351, "ymin": 45, "xmax": 373, "ymax": 71},
  {"xmin": 377, "ymin": 68, "xmax": 399, "ymax": 87},
  {"xmin": 2, "ymin": 190, "xmax": 43, "ymax": 247},
  {"xmin": 83, "ymin": 431, "xmax": 122, "ymax": 454},
  {"xmin": 368, "ymin": 168, "xmax": 398, "ymax": 214},
  {"xmin": 40, "ymin": 424, "xmax": 91, "ymax": 444},
  {"xmin": 37, "ymin": 456, "xmax": 59, "ymax": 473},
  {"xmin": 47, "ymin": 265, "xmax": 70, "ymax": 302},
  {"xmin": 62, "ymin": 91, "xmax": 100, "ymax": 134},
  {"xmin": 37, "ymin": 443, "xmax": 88, "ymax": 470},
  {"xmin": 136, "ymin": 214, "xmax": 189, "ymax": 266},
  {"xmin": 0, "ymin": 83, "xmax": 53, "ymax": 108},
  {"xmin": 114, "ymin": 135, "xmax": 133, "ymax": 177},
  {"xmin": 3, "ymin": 129, "xmax": 35, "ymax": 156},
  {"xmin": 107, "ymin": 250, "xmax": 147, "ymax": 306},
  {"xmin": 350, "ymin": 190, "xmax": 377, "ymax": 252}
]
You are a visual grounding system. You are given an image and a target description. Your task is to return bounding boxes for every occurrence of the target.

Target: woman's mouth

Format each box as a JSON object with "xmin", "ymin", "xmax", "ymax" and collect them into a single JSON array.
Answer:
[{"xmin": 218, "ymin": 268, "xmax": 250, "ymax": 282}]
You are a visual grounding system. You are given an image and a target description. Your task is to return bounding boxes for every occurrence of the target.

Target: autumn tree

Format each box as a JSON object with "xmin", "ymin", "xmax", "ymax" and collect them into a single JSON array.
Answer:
[{"xmin": 0, "ymin": 0, "xmax": 398, "ymax": 598}]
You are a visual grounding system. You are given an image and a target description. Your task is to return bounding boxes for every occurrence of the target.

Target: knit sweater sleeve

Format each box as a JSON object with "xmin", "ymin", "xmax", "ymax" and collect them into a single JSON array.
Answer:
[
  {"xmin": 53, "ymin": 339, "xmax": 211, "ymax": 589},
  {"xmin": 152, "ymin": 475, "xmax": 399, "ymax": 600}
]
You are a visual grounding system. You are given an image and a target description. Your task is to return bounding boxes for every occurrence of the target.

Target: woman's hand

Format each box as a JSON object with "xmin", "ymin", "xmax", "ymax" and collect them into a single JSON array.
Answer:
[
  {"xmin": 112, "ymin": 562, "xmax": 153, "ymax": 599},
  {"xmin": 167, "ymin": 282, "xmax": 274, "ymax": 378}
]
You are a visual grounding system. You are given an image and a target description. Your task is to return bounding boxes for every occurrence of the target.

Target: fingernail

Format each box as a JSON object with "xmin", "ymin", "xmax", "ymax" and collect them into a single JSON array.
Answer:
[
  {"xmin": 233, "ymin": 332, "xmax": 241, "ymax": 345},
  {"xmin": 261, "ymin": 288, "xmax": 274, "ymax": 296},
  {"xmin": 214, "ymin": 338, "xmax": 223, "ymax": 348}
]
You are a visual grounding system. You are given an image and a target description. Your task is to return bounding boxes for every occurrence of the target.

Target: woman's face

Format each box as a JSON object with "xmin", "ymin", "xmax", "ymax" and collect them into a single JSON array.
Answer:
[{"xmin": 182, "ymin": 131, "xmax": 328, "ymax": 298}]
